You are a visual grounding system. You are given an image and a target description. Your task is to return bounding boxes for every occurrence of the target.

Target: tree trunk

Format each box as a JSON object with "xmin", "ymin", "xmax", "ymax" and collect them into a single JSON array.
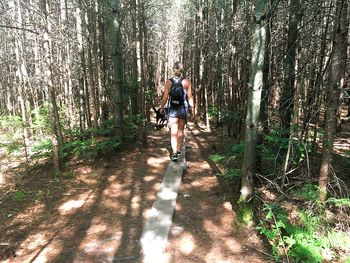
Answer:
[
  {"xmin": 86, "ymin": 4, "xmax": 99, "ymax": 130},
  {"xmin": 319, "ymin": 0, "xmax": 348, "ymax": 202},
  {"xmin": 279, "ymin": 0, "xmax": 301, "ymax": 134},
  {"xmin": 112, "ymin": 0, "xmax": 124, "ymax": 137},
  {"xmin": 260, "ymin": 15, "xmax": 271, "ymax": 133},
  {"xmin": 239, "ymin": 0, "xmax": 267, "ymax": 208},
  {"xmin": 41, "ymin": 0, "xmax": 63, "ymax": 172},
  {"xmin": 215, "ymin": 0, "xmax": 225, "ymax": 126},
  {"xmin": 75, "ymin": 3, "xmax": 88, "ymax": 132}
]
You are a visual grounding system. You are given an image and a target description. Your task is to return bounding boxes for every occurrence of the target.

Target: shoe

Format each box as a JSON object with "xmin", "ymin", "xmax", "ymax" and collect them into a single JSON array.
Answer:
[
  {"xmin": 177, "ymin": 151, "xmax": 182, "ymax": 155},
  {"xmin": 171, "ymin": 153, "xmax": 178, "ymax": 162}
]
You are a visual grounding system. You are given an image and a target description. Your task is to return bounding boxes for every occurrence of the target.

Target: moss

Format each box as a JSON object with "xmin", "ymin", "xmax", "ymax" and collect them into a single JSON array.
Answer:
[{"xmin": 237, "ymin": 195, "xmax": 254, "ymax": 227}]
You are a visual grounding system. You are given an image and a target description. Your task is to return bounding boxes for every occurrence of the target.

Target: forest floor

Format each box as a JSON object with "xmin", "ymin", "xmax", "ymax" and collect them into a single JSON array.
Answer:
[
  {"xmin": 0, "ymin": 119, "xmax": 350, "ymax": 263},
  {"xmin": 0, "ymin": 121, "xmax": 272, "ymax": 263}
]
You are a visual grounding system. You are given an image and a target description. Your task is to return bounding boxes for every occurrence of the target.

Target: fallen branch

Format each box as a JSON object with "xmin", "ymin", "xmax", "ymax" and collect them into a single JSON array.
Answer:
[{"xmin": 245, "ymin": 244, "xmax": 275, "ymax": 260}]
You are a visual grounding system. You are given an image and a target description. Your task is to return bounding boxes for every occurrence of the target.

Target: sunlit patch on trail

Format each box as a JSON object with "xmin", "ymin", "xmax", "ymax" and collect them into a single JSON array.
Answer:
[
  {"xmin": 204, "ymin": 245, "xmax": 232, "ymax": 263},
  {"xmin": 75, "ymin": 166, "xmax": 92, "ymax": 174},
  {"xmin": 131, "ymin": 195, "xmax": 141, "ymax": 214},
  {"xmin": 152, "ymin": 182, "xmax": 161, "ymax": 192},
  {"xmin": 147, "ymin": 156, "xmax": 168, "ymax": 166},
  {"xmin": 178, "ymin": 233, "xmax": 196, "ymax": 255},
  {"xmin": 224, "ymin": 239, "xmax": 243, "ymax": 253},
  {"xmin": 143, "ymin": 175, "xmax": 156, "ymax": 182},
  {"xmin": 31, "ymin": 239, "xmax": 63, "ymax": 262},
  {"xmin": 223, "ymin": 201, "xmax": 232, "ymax": 211},
  {"xmin": 86, "ymin": 223, "xmax": 107, "ymax": 235},
  {"xmin": 58, "ymin": 198, "xmax": 85, "ymax": 215}
]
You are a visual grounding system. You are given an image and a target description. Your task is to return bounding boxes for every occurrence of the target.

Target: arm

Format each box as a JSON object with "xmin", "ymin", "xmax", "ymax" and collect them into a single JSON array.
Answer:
[
  {"xmin": 160, "ymin": 80, "xmax": 171, "ymax": 112},
  {"xmin": 185, "ymin": 79, "xmax": 194, "ymax": 108}
]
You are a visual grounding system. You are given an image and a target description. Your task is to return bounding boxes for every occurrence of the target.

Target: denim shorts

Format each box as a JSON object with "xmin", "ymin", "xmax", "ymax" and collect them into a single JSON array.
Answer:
[{"xmin": 168, "ymin": 106, "xmax": 188, "ymax": 120}]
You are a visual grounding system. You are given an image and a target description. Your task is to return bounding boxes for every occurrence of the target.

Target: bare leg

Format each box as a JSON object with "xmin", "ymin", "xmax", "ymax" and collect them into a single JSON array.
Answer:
[
  {"xmin": 169, "ymin": 117, "xmax": 178, "ymax": 154},
  {"xmin": 177, "ymin": 118, "xmax": 186, "ymax": 152}
]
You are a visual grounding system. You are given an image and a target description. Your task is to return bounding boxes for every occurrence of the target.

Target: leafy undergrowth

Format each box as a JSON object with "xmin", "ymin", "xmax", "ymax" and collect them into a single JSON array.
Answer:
[
  {"xmin": 209, "ymin": 130, "xmax": 350, "ymax": 263},
  {"xmin": 257, "ymin": 183, "xmax": 350, "ymax": 263},
  {"xmin": 0, "ymin": 115, "xmax": 146, "ymax": 201}
]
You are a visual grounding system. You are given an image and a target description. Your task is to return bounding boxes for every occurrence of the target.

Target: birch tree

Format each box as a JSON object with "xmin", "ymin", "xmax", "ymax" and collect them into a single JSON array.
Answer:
[{"xmin": 239, "ymin": 0, "xmax": 268, "ymax": 225}]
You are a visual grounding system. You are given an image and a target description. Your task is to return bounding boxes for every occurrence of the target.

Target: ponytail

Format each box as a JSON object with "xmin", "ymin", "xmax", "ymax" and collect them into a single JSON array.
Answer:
[{"xmin": 173, "ymin": 61, "xmax": 184, "ymax": 77}]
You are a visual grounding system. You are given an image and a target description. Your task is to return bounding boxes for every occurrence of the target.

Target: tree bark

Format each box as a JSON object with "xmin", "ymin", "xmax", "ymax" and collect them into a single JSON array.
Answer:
[
  {"xmin": 112, "ymin": 0, "xmax": 124, "ymax": 137},
  {"xmin": 75, "ymin": 2, "xmax": 88, "ymax": 132},
  {"xmin": 41, "ymin": 0, "xmax": 63, "ymax": 172},
  {"xmin": 279, "ymin": 0, "xmax": 301, "ymax": 134},
  {"xmin": 318, "ymin": 0, "xmax": 348, "ymax": 202},
  {"xmin": 240, "ymin": 0, "xmax": 267, "ymax": 204},
  {"xmin": 215, "ymin": 0, "xmax": 225, "ymax": 126}
]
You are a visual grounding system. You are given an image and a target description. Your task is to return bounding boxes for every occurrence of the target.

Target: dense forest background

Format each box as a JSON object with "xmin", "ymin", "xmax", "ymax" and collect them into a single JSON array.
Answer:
[{"xmin": 1, "ymin": 0, "xmax": 350, "ymax": 262}]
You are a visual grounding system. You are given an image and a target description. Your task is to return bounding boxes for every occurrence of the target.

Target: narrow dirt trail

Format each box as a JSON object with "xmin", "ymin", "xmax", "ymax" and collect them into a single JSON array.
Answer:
[
  {"xmin": 0, "ymin": 123, "xmax": 271, "ymax": 263},
  {"xmin": 165, "ymin": 124, "xmax": 271, "ymax": 263}
]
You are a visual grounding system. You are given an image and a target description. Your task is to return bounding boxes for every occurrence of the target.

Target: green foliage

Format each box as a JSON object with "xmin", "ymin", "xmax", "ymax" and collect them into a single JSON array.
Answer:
[
  {"xmin": 6, "ymin": 141, "xmax": 25, "ymax": 153},
  {"xmin": 13, "ymin": 190, "xmax": 27, "ymax": 201},
  {"xmin": 259, "ymin": 128, "xmax": 310, "ymax": 167},
  {"xmin": 32, "ymin": 139, "xmax": 52, "ymax": 152},
  {"xmin": 30, "ymin": 121, "xmax": 122, "ymax": 161},
  {"xmin": 257, "ymin": 193, "xmax": 350, "ymax": 263},
  {"xmin": 96, "ymin": 120, "xmax": 115, "ymax": 137},
  {"xmin": 31, "ymin": 104, "xmax": 50, "ymax": 132},
  {"xmin": 326, "ymin": 197, "xmax": 350, "ymax": 207},
  {"xmin": 237, "ymin": 196, "xmax": 254, "ymax": 227},
  {"xmin": 65, "ymin": 170, "xmax": 76, "ymax": 178},
  {"xmin": 32, "ymin": 138, "xmax": 52, "ymax": 158},
  {"xmin": 226, "ymin": 143, "xmax": 245, "ymax": 158},
  {"xmin": 123, "ymin": 114, "xmax": 144, "ymax": 139},
  {"xmin": 257, "ymin": 203, "xmax": 324, "ymax": 262},
  {"xmin": 0, "ymin": 115, "xmax": 23, "ymax": 142},
  {"xmin": 209, "ymin": 154, "xmax": 225, "ymax": 162},
  {"xmin": 215, "ymin": 169, "xmax": 242, "ymax": 184},
  {"xmin": 208, "ymin": 105, "xmax": 219, "ymax": 118},
  {"xmin": 68, "ymin": 140, "xmax": 91, "ymax": 158},
  {"xmin": 95, "ymin": 138, "xmax": 122, "ymax": 153},
  {"xmin": 326, "ymin": 230, "xmax": 350, "ymax": 250},
  {"xmin": 63, "ymin": 137, "xmax": 122, "ymax": 159},
  {"xmin": 222, "ymin": 110, "xmax": 239, "ymax": 124},
  {"xmin": 264, "ymin": 132, "xmax": 289, "ymax": 150},
  {"xmin": 293, "ymin": 183, "xmax": 319, "ymax": 202},
  {"xmin": 144, "ymin": 89, "xmax": 156, "ymax": 101},
  {"xmin": 0, "ymin": 115, "xmax": 23, "ymax": 129}
]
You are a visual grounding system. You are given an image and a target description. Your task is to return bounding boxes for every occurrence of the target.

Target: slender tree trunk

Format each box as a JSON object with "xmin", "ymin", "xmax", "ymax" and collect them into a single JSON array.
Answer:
[
  {"xmin": 86, "ymin": 4, "xmax": 98, "ymax": 130},
  {"xmin": 216, "ymin": 0, "xmax": 225, "ymax": 126},
  {"xmin": 41, "ymin": 0, "xmax": 63, "ymax": 172},
  {"xmin": 280, "ymin": 0, "xmax": 301, "ymax": 134},
  {"xmin": 239, "ymin": 0, "xmax": 267, "ymax": 209},
  {"xmin": 261, "ymin": 15, "xmax": 271, "ymax": 133},
  {"xmin": 75, "ymin": 3, "xmax": 87, "ymax": 132},
  {"xmin": 12, "ymin": 0, "xmax": 30, "ymax": 172},
  {"xmin": 319, "ymin": 0, "xmax": 348, "ymax": 202},
  {"xmin": 112, "ymin": 0, "xmax": 124, "ymax": 137},
  {"xmin": 131, "ymin": 0, "xmax": 139, "ymax": 116}
]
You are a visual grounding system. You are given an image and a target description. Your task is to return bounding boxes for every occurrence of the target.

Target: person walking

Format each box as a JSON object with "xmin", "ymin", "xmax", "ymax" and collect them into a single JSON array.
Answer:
[{"xmin": 160, "ymin": 62, "xmax": 194, "ymax": 161}]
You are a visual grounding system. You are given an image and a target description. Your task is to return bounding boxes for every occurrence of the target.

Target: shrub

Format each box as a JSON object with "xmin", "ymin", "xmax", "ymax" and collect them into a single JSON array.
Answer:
[{"xmin": 257, "ymin": 186, "xmax": 350, "ymax": 262}]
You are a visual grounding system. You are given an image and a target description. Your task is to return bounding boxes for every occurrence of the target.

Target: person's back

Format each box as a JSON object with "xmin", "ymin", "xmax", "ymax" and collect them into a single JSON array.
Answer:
[
  {"xmin": 169, "ymin": 77, "xmax": 185, "ymax": 108},
  {"xmin": 160, "ymin": 62, "xmax": 193, "ymax": 161}
]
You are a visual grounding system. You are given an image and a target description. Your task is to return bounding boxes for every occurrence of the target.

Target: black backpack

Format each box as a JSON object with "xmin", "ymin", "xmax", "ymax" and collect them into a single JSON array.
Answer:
[{"xmin": 169, "ymin": 77, "xmax": 185, "ymax": 107}]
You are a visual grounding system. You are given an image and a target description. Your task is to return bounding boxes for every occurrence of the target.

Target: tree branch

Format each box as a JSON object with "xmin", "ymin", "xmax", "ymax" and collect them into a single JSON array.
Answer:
[{"xmin": 0, "ymin": 25, "xmax": 39, "ymax": 34}]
